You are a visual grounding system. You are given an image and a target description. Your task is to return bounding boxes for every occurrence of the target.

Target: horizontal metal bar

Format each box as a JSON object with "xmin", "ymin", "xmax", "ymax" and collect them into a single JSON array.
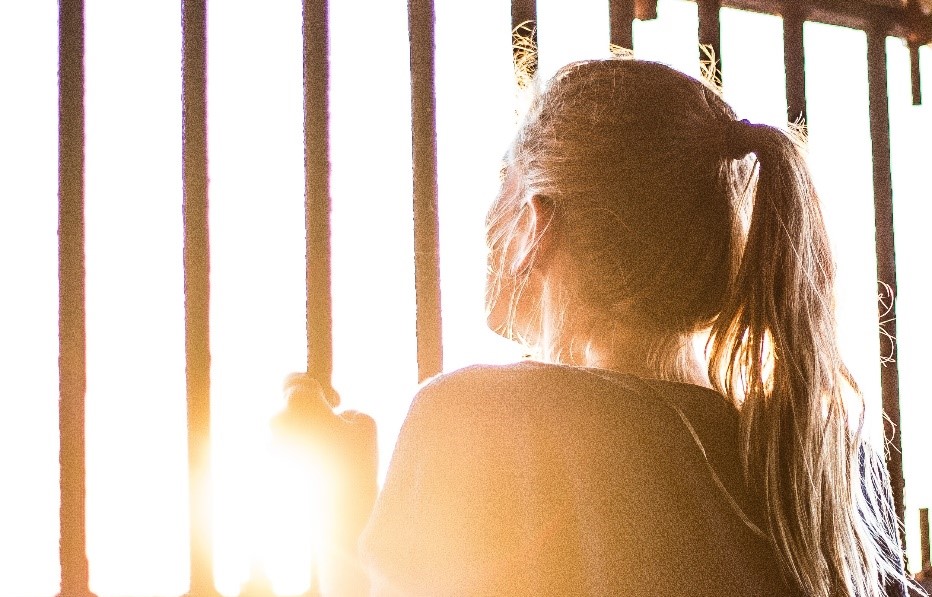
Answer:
[{"xmin": 717, "ymin": 0, "xmax": 932, "ymax": 45}]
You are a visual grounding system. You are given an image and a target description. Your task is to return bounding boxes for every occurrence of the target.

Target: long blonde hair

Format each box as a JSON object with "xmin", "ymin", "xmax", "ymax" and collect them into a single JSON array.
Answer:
[{"xmin": 486, "ymin": 58, "xmax": 913, "ymax": 597}]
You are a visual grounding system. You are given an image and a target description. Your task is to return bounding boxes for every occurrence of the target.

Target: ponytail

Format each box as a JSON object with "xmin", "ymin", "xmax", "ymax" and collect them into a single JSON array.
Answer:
[{"xmin": 708, "ymin": 120, "xmax": 910, "ymax": 597}]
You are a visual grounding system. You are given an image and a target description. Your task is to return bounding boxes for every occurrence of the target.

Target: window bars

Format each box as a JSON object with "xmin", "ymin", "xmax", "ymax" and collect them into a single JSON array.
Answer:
[
  {"xmin": 697, "ymin": 0, "xmax": 723, "ymax": 81},
  {"xmin": 58, "ymin": 0, "xmax": 90, "ymax": 595},
  {"xmin": 54, "ymin": 0, "xmax": 929, "ymax": 594},
  {"xmin": 783, "ymin": 4, "xmax": 808, "ymax": 124},
  {"xmin": 867, "ymin": 23, "xmax": 906, "ymax": 546},
  {"xmin": 304, "ymin": 0, "xmax": 335, "ymax": 398},
  {"xmin": 180, "ymin": 1, "xmax": 214, "ymax": 596},
  {"xmin": 409, "ymin": 0, "xmax": 444, "ymax": 384}
]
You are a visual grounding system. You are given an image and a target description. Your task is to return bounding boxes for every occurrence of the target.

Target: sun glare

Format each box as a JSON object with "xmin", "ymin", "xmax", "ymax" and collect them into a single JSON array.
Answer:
[
  {"xmin": 0, "ymin": 1, "xmax": 930, "ymax": 596},
  {"xmin": 258, "ymin": 438, "xmax": 325, "ymax": 596}
]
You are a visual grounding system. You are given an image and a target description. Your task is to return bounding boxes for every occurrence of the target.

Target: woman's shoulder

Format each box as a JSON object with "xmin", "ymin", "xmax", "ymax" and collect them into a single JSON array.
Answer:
[
  {"xmin": 408, "ymin": 361, "xmax": 721, "ymax": 437},
  {"xmin": 410, "ymin": 361, "xmax": 646, "ymax": 415},
  {"xmin": 417, "ymin": 360, "xmax": 557, "ymax": 391},
  {"xmin": 402, "ymin": 361, "xmax": 555, "ymax": 429}
]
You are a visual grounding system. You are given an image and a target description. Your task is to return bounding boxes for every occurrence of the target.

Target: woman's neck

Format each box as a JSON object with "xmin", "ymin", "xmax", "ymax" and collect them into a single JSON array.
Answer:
[
  {"xmin": 583, "ymin": 335, "xmax": 711, "ymax": 388},
  {"xmin": 536, "ymin": 277, "xmax": 711, "ymax": 388}
]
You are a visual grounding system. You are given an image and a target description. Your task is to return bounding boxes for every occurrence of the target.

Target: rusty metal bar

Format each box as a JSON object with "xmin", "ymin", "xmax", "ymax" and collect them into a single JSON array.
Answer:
[
  {"xmin": 609, "ymin": 0, "xmax": 635, "ymax": 51},
  {"xmin": 304, "ymin": 0, "xmax": 335, "ymax": 400},
  {"xmin": 634, "ymin": 0, "xmax": 658, "ymax": 21},
  {"xmin": 866, "ymin": 26, "xmax": 906, "ymax": 547},
  {"xmin": 58, "ymin": 1, "xmax": 92, "ymax": 596},
  {"xmin": 922, "ymin": 507, "xmax": 931, "ymax": 569},
  {"xmin": 783, "ymin": 4, "xmax": 807, "ymax": 124},
  {"xmin": 301, "ymin": 0, "xmax": 332, "ymax": 591},
  {"xmin": 181, "ymin": 0, "xmax": 216, "ymax": 595},
  {"xmin": 719, "ymin": 0, "xmax": 932, "ymax": 43},
  {"xmin": 697, "ymin": 0, "xmax": 723, "ymax": 84},
  {"xmin": 408, "ymin": 0, "xmax": 443, "ymax": 383},
  {"xmin": 512, "ymin": 0, "xmax": 537, "ymax": 78},
  {"xmin": 910, "ymin": 41, "xmax": 922, "ymax": 106},
  {"xmin": 908, "ymin": 0, "xmax": 924, "ymax": 106},
  {"xmin": 511, "ymin": 0, "xmax": 536, "ymax": 36}
]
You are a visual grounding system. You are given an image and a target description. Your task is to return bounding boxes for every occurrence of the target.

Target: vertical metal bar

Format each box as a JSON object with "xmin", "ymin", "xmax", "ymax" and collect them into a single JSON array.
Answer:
[
  {"xmin": 511, "ymin": 0, "xmax": 536, "ymax": 38},
  {"xmin": 921, "ymin": 507, "xmax": 931, "ymax": 569},
  {"xmin": 58, "ymin": 1, "xmax": 93, "ymax": 596},
  {"xmin": 609, "ymin": 0, "xmax": 635, "ymax": 51},
  {"xmin": 783, "ymin": 4, "xmax": 807, "ymax": 124},
  {"xmin": 408, "ymin": 0, "xmax": 443, "ymax": 382},
  {"xmin": 907, "ymin": 0, "xmax": 924, "ymax": 106},
  {"xmin": 302, "ymin": 0, "xmax": 332, "ymax": 592},
  {"xmin": 634, "ymin": 0, "xmax": 658, "ymax": 22},
  {"xmin": 304, "ymin": 0, "xmax": 334, "ymax": 399},
  {"xmin": 866, "ymin": 26, "xmax": 906, "ymax": 548},
  {"xmin": 697, "ymin": 0, "xmax": 722, "ymax": 84},
  {"xmin": 181, "ymin": 1, "xmax": 216, "ymax": 595},
  {"xmin": 909, "ymin": 41, "xmax": 922, "ymax": 106},
  {"xmin": 512, "ymin": 0, "xmax": 538, "ymax": 78}
]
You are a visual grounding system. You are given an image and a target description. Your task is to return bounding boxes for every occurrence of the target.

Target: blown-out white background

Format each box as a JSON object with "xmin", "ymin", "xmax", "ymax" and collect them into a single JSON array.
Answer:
[{"xmin": 0, "ymin": 1, "xmax": 929, "ymax": 595}]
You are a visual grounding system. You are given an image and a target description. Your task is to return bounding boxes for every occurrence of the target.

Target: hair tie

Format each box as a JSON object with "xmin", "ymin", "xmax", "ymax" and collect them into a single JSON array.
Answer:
[{"xmin": 724, "ymin": 118, "xmax": 757, "ymax": 160}]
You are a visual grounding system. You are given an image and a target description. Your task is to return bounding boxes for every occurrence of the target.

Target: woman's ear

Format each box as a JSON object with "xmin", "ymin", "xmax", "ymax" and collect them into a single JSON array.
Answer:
[{"xmin": 510, "ymin": 194, "xmax": 555, "ymax": 276}]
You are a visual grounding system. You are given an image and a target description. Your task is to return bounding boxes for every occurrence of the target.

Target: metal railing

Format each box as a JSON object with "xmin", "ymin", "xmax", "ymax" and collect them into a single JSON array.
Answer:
[{"xmin": 53, "ymin": 1, "xmax": 931, "ymax": 595}]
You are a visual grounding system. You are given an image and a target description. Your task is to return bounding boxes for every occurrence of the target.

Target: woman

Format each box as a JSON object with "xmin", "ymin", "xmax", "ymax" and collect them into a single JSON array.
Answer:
[{"xmin": 356, "ymin": 58, "xmax": 916, "ymax": 596}]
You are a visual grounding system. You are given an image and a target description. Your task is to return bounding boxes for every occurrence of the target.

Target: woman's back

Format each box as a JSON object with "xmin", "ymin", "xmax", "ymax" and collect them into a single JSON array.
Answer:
[
  {"xmin": 357, "ymin": 57, "xmax": 916, "ymax": 596},
  {"xmin": 361, "ymin": 362, "xmax": 800, "ymax": 596}
]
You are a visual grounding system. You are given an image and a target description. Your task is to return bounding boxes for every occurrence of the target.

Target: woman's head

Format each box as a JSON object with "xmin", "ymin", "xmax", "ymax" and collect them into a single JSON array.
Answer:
[
  {"xmin": 486, "ymin": 57, "xmax": 914, "ymax": 597},
  {"xmin": 486, "ymin": 59, "xmax": 750, "ymax": 369}
]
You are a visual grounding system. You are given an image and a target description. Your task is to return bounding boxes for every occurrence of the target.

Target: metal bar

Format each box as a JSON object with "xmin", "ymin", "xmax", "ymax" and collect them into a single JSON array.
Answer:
[
  {"xmin": 181, "ymin": 0, "xmax": 216, "ymax": 595},
  {"xmin": 511, "ymin": 0, "xmax": 536, "ymax": 36},
  {"xmin": 634, "ymin": 0, "xmax": 658, "ymax": 21},
  {"xmin": 908, "ymin": 0, "xmax": 924, "ymax": 106},
  {"xmin": 58, "ymin": 1, "xmax": 93, "ymax": 596},
  {"xmin": 910, "ymin": 41, "xmax": 922, "ymax": 106},
  {"xmin": 304, "ymin": 0, "xmax": 335, "ymax": 399},
  {"xmin": 408, "ymin": 0, "xmax": 443, "ymax": 383},
  {"xmin": 609, "ymin": 0, "xmax": 635, "ymax": 51},
  {"xmin": 512, "ymin": 0, "xmax": 537, "ymax": 79},
  {"xmin": 302, "ymin": 0, "xmax": 332, "ymax": 592},
  {"xmin": 697, "ymin": 0, "xmax": 723, "ymax": 84},
  {"xmin": 714, "ymin": 0, "xmax": 932, "ymax": 43},
  {"xmin": 922, "ymin": 507, "xmax": 931, "ymax": 569},
  {"xmin": 783, "ymin": 4, "xmax": 807, "ymax": 125},
  {"xmin": 866, "ymin": 26, "xmax": 906, "ymax": 548}
]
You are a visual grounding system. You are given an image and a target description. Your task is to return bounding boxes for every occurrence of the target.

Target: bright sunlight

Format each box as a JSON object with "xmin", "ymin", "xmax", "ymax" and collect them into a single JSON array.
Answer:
[{"xmin": 0, "ymin": 1, "xmax": 929, "ymax": 595}]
